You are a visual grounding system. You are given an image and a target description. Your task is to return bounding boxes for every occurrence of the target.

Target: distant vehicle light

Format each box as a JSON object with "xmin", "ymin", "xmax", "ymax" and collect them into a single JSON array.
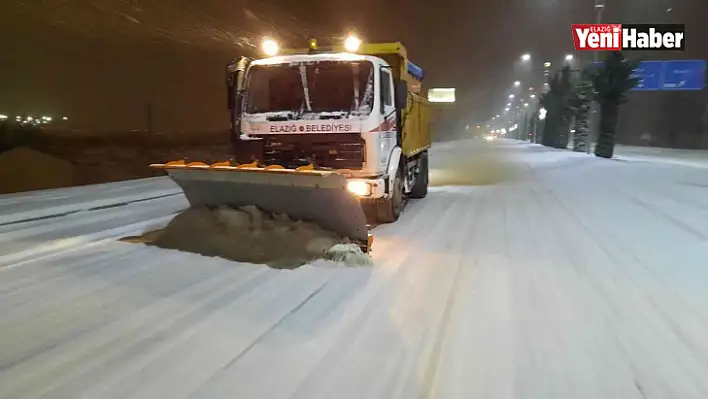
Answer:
[{"xmin": 261, "ymin": 38, "xmax": 279, "ymax": 57}]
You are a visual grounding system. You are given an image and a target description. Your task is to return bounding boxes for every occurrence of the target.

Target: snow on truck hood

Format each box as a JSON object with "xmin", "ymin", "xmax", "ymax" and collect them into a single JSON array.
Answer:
[
  {"xmin": 243, "ymin": 111, "xmax": 369, "ymax": 121},
  {"xmin": 251, "ymin": 53, "xmax": 369, "ymax": 66}
]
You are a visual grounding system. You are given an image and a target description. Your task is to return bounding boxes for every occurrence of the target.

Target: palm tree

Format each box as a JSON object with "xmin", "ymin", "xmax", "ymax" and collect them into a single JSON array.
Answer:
[
  {"xmin": 521, "ymin": 113, "xmax": 531, "ymax": 141},
  {"xmin": 590, "ymin": 51, "xmax": 640, "ymax": 158},
  {"xmin": 539, "ymin": 94, "xmax": 553, "ymax": 146},
  {"xmin": 532, "ymin": 109, "xmax": 543, "ymax": 143},
  {"xmin": 701, "ymin": 103, "xmax": 708, "ymax": 149},
  {"xmin": 554, "ymin": 66, "xmax": 575, "ymax": 149},
  {"xmin": 569, "ymin": 69, "xmax": 594, "ymax": 152},
  {"xmin": 540, "ymin": 67, "xmax": 574, "ymax": 149}
]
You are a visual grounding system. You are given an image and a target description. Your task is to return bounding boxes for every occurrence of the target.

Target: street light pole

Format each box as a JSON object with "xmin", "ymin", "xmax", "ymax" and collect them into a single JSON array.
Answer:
[{"xmin": 587, "ymin": 0, "xmax": 606, "ymax": 154}]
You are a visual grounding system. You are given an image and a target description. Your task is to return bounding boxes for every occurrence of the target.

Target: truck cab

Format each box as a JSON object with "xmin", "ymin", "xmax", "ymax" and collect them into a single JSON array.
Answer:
[{"xmin": 226, "ymin": 38, "xmax": 432, "ymax": 222}]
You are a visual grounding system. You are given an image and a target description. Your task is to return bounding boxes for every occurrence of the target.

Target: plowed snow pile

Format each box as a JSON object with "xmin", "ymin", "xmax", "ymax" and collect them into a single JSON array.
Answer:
[
  {"xmin": 0, "ymin": 148, "xmax": 78, "ymax": 193},
  {"xmin": 149, "ymin": 205, "xmax": 371, "ymax": 269}
]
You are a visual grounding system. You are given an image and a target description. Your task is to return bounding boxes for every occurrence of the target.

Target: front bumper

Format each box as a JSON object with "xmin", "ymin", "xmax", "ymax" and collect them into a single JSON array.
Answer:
[{"xmin": 346, "ymin": 177, "xmax": 386, "ymax": 199}]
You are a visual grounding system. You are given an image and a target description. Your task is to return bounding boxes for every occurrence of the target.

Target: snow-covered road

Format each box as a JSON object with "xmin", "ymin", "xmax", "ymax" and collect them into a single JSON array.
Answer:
[
  {"xmin": 613, "ymin": 145, "xmax": 708, "ymax": 169},
  {"xmin": 2, "ymin": 139, "xmax": 708, "ymax": 398}
]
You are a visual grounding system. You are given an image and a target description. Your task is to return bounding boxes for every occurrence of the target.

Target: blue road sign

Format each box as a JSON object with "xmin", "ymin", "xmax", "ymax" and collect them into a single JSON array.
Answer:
[
  {"xmin": 586, "ymin": 59, "xmax": 706, "ymax": 91},
  {"xmin": 632, "ymin": 61, "xmax": 664, "ymax": 91},
  {"xmin": 661, "ymin": 60, "xmax": 706, "ymax": 91}
]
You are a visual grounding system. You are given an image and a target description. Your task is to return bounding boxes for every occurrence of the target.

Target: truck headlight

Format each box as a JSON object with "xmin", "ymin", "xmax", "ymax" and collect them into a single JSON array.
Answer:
[
  {"xmin": 347, "ymin": 181, "xmax": 371, "ymax": 196},
  {"xmin": 261, "ymin": 38, "xmax": 279, "ymax": 56},
  {"xmin": 344, "ymin": 35, "xmax": 361, "ymax": 52}
]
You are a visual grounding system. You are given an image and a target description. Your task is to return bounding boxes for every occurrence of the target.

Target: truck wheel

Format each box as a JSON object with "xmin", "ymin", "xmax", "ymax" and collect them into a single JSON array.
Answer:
[
  {"xmin": 375, "ymin": 168, "xmax": 405, "ymax": 223},
  {"xmin": 409, "ymin": 151, "xmax": 429, "ymax": 199}
]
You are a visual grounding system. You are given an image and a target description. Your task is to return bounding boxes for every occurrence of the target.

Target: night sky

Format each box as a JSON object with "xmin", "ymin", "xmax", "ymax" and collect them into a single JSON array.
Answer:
[{"xmin": 1, "ymin": 0, "xmax": 706, "ymax": 139}]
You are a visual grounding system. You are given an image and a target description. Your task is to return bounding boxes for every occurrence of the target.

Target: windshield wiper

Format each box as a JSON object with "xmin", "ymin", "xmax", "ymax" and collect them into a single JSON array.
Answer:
[
  {"xmin": 266, "ymin": 112, "xmax": 297, "ymax": 121},
  {"xmin": 295, "ymin": 64, "xmax": 312, "ymax": 119}
]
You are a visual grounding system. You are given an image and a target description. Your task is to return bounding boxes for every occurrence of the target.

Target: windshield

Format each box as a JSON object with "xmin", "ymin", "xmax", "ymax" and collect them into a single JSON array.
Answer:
[{"xmin": 244, "ymin": 60, "xmax": 374, "ymax": 118}]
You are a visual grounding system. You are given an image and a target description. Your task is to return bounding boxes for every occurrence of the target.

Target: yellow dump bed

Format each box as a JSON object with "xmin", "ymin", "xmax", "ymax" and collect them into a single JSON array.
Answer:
[
  {"xmin": 402, "ymin": 93, "xmax": 432, "ymax": 157},
  {"xmin": 357, "ymin": 42, "xmax": 432, "ymax": 157}
]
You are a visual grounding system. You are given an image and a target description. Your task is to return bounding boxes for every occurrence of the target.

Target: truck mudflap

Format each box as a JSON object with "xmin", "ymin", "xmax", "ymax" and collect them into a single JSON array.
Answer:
[{"xmin": 150, "ymin": 160, "xmax": 371, "ymax": 251}]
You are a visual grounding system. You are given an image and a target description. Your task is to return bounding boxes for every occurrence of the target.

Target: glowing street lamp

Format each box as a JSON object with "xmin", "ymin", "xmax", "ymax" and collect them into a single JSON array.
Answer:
[
  {"xmin": 514, "ymin": 81, "xmax": 521, "ymax": 87},
  {"xmin": 521, "ymin": 53, "xmax": 531, "ymax": 61},
  {"xmin": 508, "ymin": 94, "xmax": 514, "ymax": 99},
  {"xmin": 539, "ymin": 108, "xmax": 547, "ymax": 120},
  {"xmin": 565, "ymin": 54, "xmax": 574, "ymax": 61}
]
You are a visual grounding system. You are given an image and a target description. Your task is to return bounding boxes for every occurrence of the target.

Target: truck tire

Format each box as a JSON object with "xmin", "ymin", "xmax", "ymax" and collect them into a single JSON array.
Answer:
[
  {"xmin": 409, "ymin": 151, "xmax": 429, "ymax": 199},
  {"xmin": 374, "ymin": 167, "xmax": 405, "ymax": 223}
]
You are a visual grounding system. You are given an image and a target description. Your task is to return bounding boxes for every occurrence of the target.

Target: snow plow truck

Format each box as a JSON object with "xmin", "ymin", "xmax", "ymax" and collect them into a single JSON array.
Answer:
[{"xmin": 151, "ymin": 36, "xmax": 432, "ymax": 254}]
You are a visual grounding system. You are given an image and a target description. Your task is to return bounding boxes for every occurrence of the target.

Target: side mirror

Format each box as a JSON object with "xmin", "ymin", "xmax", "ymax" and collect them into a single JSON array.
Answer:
[
  {"xmin": 226, "ymin": 69, "xmax": 236, "ymax": 110},
  {"xmin": 226, "ymin": 57, "xmax": 251, "ymax": 110},
  {"xmin": 378, "ymin": 67, "xmax": 387, "ymax": 114},
  {"xmin": 396, "ymin": 81, "xmax": 408, "ymax": 110}
]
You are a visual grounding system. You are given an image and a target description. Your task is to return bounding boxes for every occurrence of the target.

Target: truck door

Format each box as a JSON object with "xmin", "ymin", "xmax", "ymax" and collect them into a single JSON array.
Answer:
[{"xmin": 379, "ymin": 68, "xmax": 398, "ymax": 144}]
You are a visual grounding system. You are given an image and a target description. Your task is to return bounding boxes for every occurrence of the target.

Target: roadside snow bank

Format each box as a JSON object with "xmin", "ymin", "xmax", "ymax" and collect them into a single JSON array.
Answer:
[
  {"xmin": 0, "ymin": 147, "xmax": 78, "ymax": 194},
  {"xmin": 148, "ymin": 205, "xmax": 371, "ymax": 269},
  {"xmin": 515, "ymin": 143, "xmax": 590, "ymax": 163}
]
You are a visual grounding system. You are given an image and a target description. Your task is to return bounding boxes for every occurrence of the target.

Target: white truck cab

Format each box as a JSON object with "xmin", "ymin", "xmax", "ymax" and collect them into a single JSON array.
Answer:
[{"xmin": 226, "ymin": 37, "xmax": 431, "ymax": 222}]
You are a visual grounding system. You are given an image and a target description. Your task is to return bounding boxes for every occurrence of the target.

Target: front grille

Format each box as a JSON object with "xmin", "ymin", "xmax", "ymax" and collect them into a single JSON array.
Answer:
[{"xmin": 257, "ymin": 133, "xmax": 365, "ymax": 169}]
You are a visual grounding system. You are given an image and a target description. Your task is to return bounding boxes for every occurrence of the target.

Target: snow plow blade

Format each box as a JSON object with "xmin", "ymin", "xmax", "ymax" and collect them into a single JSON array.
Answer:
[{"xmin": 150, "ymin": 160, "xmax": 371, "ymax": 250}]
